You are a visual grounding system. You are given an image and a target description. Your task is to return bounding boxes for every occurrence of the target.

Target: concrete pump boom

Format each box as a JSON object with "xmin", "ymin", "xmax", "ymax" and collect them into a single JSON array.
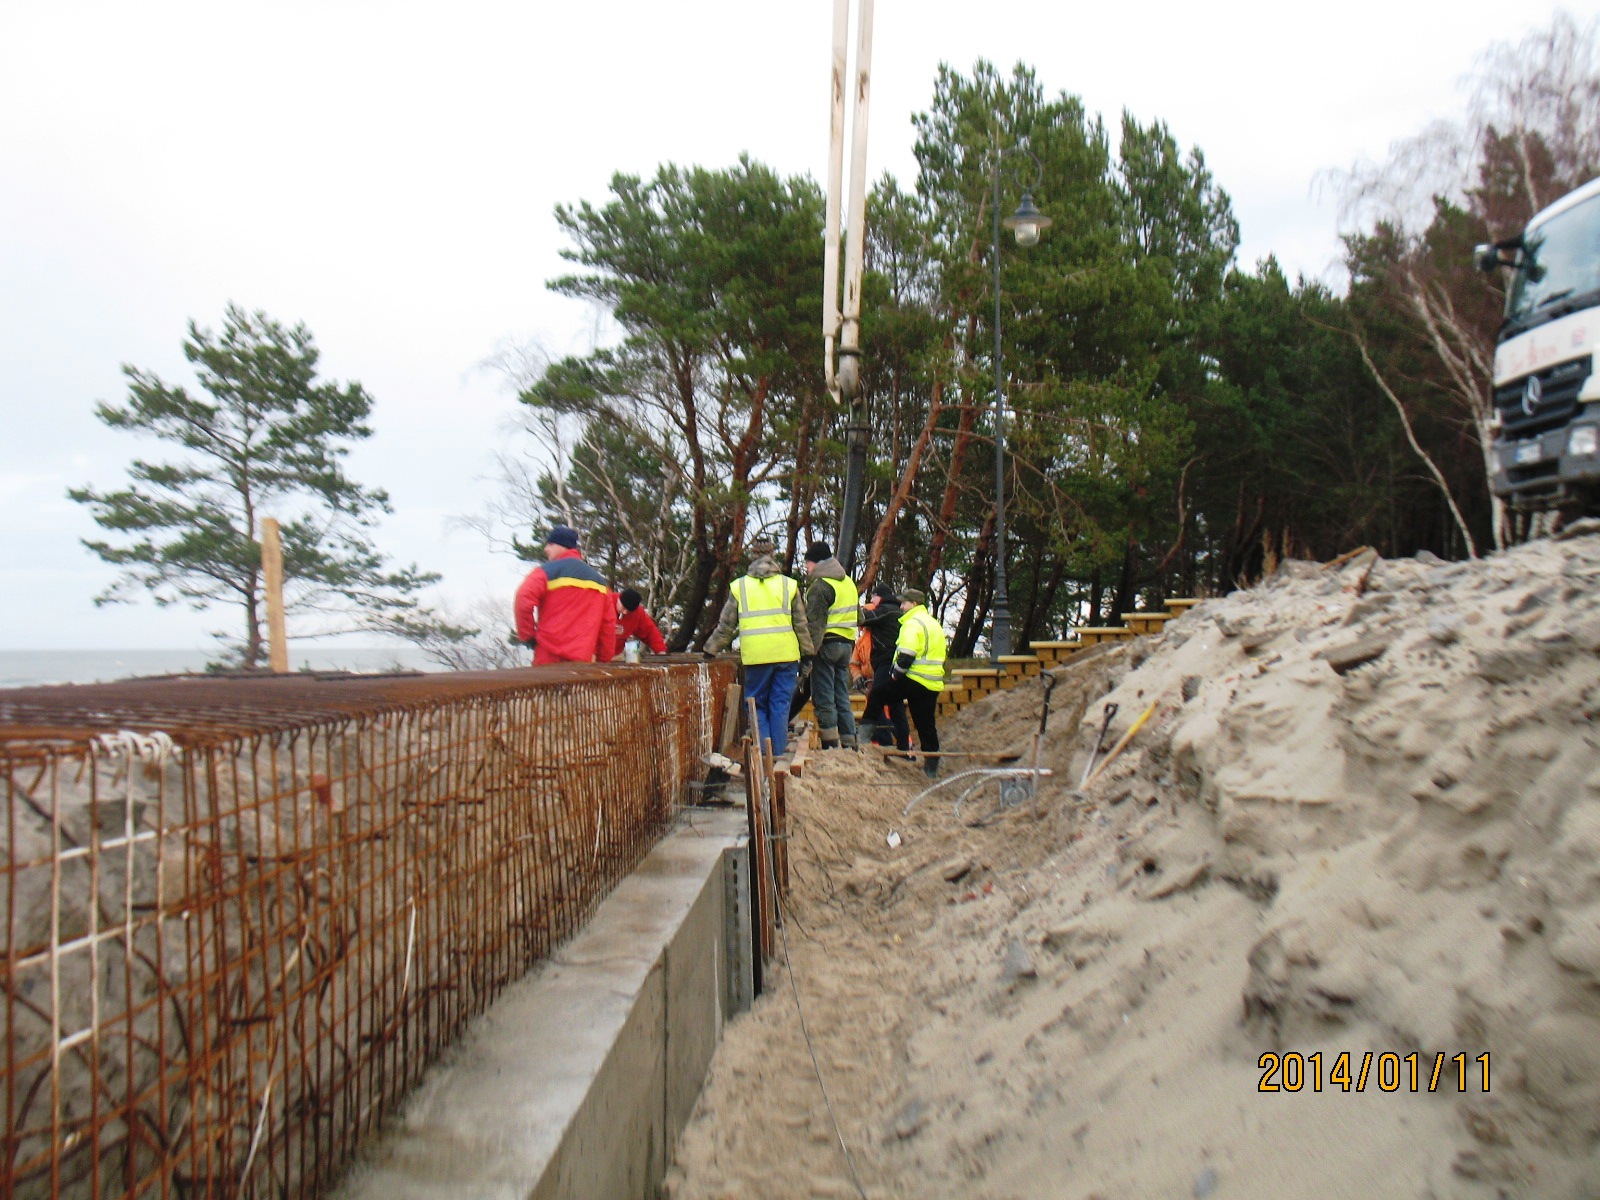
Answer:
[{"xmin": 824, "ymin": 0, "xmax": 873, "ymax": 571}]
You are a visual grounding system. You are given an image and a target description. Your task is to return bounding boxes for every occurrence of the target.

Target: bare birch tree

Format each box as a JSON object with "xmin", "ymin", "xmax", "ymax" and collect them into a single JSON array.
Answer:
[{"xmin": 1337, "ymin": 13, "xmax": 1600, "ymax": 548}]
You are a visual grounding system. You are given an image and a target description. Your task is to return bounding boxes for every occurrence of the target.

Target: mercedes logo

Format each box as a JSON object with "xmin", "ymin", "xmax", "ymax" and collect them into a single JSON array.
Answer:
[{"xmin": 1522, "ymin": 375, "xmax": 1544, "ymax": 417}]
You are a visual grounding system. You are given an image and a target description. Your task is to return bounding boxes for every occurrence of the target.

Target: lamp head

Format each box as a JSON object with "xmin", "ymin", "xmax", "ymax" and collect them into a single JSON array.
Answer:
[{"xmin": 1003, "ymin": 191, "xmax": 1051, "ymax": 247}]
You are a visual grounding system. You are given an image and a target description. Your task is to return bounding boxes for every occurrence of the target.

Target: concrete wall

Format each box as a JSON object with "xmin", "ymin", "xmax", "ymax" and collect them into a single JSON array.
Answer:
[{"xmin": 329, "ymin": 809, "xmax": 750, "ymax": 1200}]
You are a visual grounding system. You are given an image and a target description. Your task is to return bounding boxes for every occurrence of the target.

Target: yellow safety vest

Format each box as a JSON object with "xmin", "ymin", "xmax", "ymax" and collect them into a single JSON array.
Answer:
[
  {"xmin": 734, "ymin": 574, "xmax": 801, "ymax": 665},
  {"xmin": 896, "ymin": 605, "xmax": 947, "ymax": 692},
  {"xmin": 824, "ymin": 576, "xmax": 860, "ymax": 641}
]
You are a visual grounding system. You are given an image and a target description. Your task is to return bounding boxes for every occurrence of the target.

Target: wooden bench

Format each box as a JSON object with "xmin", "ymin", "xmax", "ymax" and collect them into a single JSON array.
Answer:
[
  {"xmin": 1072, "ymin": 626, "xmax": 1135, "ymax": 646},
  {"xmin": 1028, "ymin": 639, "xmax": 1083, "ymax": 666},
  {"xmin": 1164, "ymin": 598, "xmax": 1201, "ymax": 616},
  {"xmin": 996, "ymin": 655, "xmax": 1043, "ymax": 686},
  {"xmin": 1121, "ymin": 612, "xmax": 1175, "ymax": 636},
  {"xmin": 951, "ymin": 668, "xmax": 1003, "ymax": 696}
]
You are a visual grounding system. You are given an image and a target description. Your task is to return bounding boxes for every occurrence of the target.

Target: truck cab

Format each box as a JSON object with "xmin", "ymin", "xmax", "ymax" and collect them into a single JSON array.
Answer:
[{"xmin": 1478, "ymin": 176, "xmax": 1600, "ymax": 518}]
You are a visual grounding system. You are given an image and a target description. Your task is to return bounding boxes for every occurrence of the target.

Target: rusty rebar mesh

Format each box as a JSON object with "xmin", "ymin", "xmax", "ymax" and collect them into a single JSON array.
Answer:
[{"xmin": 1, "ymin": 660, "xmax": 733, "ymax": 1199}]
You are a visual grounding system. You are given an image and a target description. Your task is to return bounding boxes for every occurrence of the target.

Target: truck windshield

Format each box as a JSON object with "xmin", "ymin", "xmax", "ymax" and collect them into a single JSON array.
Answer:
[{"xmin": 1508, "ymin": 191, "xmax": 1600, "ymax": 325}]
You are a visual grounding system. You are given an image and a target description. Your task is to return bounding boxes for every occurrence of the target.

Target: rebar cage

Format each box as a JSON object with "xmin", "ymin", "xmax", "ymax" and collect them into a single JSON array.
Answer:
[{"xmin": 0, "ymin": 660, "xmax": 733, "ymax": 1199}]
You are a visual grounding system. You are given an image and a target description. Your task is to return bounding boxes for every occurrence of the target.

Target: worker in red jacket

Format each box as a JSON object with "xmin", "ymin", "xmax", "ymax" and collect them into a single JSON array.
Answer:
[
  {"xmin": 513, "ymin": 525, "xmax": 616, "ymax": 665},
  {"xmin": 615, "ymin": 588, "xmax": 668, "ymax": 656}
]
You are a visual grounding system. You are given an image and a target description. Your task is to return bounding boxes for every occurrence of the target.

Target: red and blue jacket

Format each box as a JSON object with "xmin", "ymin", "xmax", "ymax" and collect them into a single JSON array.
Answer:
[{"xmin": 514, "ymin": 549, "xmax": 617, "ymax": 664}]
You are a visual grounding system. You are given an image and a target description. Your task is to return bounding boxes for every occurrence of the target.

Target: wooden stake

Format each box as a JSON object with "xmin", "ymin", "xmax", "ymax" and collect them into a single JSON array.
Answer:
[
  {"xmin": 866, "ymin": 745, "xmax": 1019, "ymax": 761},
  {"xmin": 261, "ymin": 517, "xmax": 289, "ymax": 673},
  {"xmin": 719, "ymin": 681, "xmax": 743, "ymax": 755}
]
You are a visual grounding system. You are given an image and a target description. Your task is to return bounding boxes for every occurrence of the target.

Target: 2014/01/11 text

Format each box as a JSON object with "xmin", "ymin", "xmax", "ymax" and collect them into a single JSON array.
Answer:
[{"xmin": 1257, "ymin": 1051, "xmax": 1490, "ymax": 1093}]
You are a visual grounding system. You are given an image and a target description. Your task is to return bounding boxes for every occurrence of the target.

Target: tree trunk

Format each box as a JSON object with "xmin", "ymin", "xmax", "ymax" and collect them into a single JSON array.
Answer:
[
  {"xmin": 862, "ymin": 374, "xmax": 943, "ymax": 590},
  {"xmin": 949, "ymin": 565, "xmax": 991, "ymax": 658},
  {"xmin": 950, "ymin": 511, "xmax": 996, "ymax": 656},
  {"xmin": 672, "ymin": 541, "xmax": 718, "ymax": 651},
  {"xmin": 243, "ymin": 576, "xmax": 263, "ymax": 670},
  {"xmin": 1225, "ymin": 482, "xmax": 1266, "ymax": 585},
  {"xmin": 784, "ymin": 388, "xmax": 818, "ymax": 566},
  {"xmin": 924, "ymin": 399, "xmax": 979, "ymax": 583},
  {"xmin": 1112, "ymin": 539, "xmax": 1139, "ymax": 621},
  {"xmin": 1031, "ymin": 556, "xmax": 1066, "ymax": 644}
]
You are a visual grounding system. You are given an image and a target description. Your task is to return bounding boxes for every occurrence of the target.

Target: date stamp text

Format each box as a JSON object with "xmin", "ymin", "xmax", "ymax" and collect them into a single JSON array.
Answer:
[{"xmin": 1257, "ymin": 1051, "xmax": 1490, "ymax": 1093}]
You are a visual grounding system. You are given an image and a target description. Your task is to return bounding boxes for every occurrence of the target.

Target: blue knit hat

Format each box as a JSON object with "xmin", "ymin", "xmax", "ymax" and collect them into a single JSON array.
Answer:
[{"xmin": 546, "ymin": 524, "xmax": 579, "ymax": 549}]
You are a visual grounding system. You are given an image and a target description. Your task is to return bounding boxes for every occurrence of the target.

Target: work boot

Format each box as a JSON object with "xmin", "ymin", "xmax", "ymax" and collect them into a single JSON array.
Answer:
[
  {"xmin": 923, "ymin": 757, "xmax": 940, "ymax": 780},
  {"xmin": 820, "ymin": 739, "xmax": 840, "ymax": 750}
]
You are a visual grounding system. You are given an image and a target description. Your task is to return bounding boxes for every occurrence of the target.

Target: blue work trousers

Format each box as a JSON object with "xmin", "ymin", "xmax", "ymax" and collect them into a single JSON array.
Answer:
[
  {"xmin": 811, "ymin": 638, "xmax": 859, "ymax": 745},
  {"xmin": 744, "ymin": 660, "xmax": 799, "ymax": 759}
]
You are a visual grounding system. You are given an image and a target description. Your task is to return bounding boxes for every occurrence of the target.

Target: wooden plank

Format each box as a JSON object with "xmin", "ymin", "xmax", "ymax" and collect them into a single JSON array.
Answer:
[
  {"xmin": 260, "ymin": 517, "xmax": 289, "ymax": 673},
  {"xmin": 718, "ymin": 682, "xmax": 743, "ymax": 755},
  {"xmin": 787, "ymin": 725, "xmax": 812, "ymax": 778},
  {"xmin": 745, "ymin": 698, "xmax": 774, "ymax": 969},
  {"xmin": 869, "ymin": 745, "xmax": 1021, "ymax": 761},
  {"xmin": 773, "ymin": 772, "xmax": 789, "ymax": 894}
]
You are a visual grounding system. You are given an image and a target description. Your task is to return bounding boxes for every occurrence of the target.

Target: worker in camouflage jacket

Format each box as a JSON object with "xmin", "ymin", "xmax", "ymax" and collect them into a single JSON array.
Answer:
[{"xmin": 801, "ymin": 541, "xmax": 859, "ymax": 750}]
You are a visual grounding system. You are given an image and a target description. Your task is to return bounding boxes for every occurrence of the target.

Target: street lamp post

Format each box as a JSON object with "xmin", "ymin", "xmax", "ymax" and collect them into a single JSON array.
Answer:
[{"xmin": 989, "ymin": 150, "xmax": 1050, "ymax": 661}]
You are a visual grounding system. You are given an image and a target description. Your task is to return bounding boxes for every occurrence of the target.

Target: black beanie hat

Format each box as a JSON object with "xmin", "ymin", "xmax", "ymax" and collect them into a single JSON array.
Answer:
[
  {"xmin": 804, "ymin": 540, "xmax": 832, "ymax": 563},
  {"xmin": 619, "ymin": 587, "xmax": 643, "ymax": 611}
]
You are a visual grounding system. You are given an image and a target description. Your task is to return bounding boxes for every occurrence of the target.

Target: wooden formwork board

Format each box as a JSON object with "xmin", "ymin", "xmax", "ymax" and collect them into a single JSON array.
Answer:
[
  {"xmin": 773, "ymin": 772, "xmax": 789, "ymax": 893},
  {"xmin": 744, "ymin": 698, "xmax": 777, "ymax": 971},
  {"xmin": 719, "ymin": 681, "xmax": 743, "ymax": 754}
]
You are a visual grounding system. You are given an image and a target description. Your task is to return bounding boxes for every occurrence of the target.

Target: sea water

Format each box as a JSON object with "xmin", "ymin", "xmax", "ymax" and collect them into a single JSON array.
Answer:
[{"xmin": 0, "ymin": 647, "xmax": 438, "ymax": 689}]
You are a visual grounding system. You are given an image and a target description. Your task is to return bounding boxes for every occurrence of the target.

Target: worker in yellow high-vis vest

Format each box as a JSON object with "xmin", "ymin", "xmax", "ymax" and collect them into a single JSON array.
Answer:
[
  {"xmin": 885, "ymin": 587, "xmax": 947, "ymax": 779},
  {"xmin": 801, "ymin": 540, "xmax": 860, "ymax": 751},
  {"xmin": 704, "ymin": 538, "xmax": 816, "ymax": 758}
]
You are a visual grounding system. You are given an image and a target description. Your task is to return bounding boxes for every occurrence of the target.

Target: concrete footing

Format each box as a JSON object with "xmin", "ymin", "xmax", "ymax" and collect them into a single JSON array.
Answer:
[{"xmin": 329, "ymin": 809, "xmax": 751, "ymax": 1200}]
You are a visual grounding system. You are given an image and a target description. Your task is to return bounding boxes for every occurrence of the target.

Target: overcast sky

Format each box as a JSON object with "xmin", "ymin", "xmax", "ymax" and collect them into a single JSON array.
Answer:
[{"xmin": 3, "ymin": 0, "xmax": 1595, "ymax": 651}]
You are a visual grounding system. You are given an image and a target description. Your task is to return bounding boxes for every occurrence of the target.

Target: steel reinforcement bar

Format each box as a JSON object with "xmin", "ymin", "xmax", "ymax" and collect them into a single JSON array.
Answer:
[{"xmin": 0, "ymin": 660, "xmax": 734, "ymax": 1199}]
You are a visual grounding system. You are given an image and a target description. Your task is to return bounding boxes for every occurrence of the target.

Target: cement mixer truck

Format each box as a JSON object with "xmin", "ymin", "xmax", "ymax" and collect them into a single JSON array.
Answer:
[{"xmin": 1477, "ymin": 176, "xmax": 1600, "ymax": 525}]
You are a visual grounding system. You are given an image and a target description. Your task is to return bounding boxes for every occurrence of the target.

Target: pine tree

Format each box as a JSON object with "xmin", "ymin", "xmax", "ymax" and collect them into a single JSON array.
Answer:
[{"xmin": 70, "ymin": 305, "xmax": 457, "ymax": 667}]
